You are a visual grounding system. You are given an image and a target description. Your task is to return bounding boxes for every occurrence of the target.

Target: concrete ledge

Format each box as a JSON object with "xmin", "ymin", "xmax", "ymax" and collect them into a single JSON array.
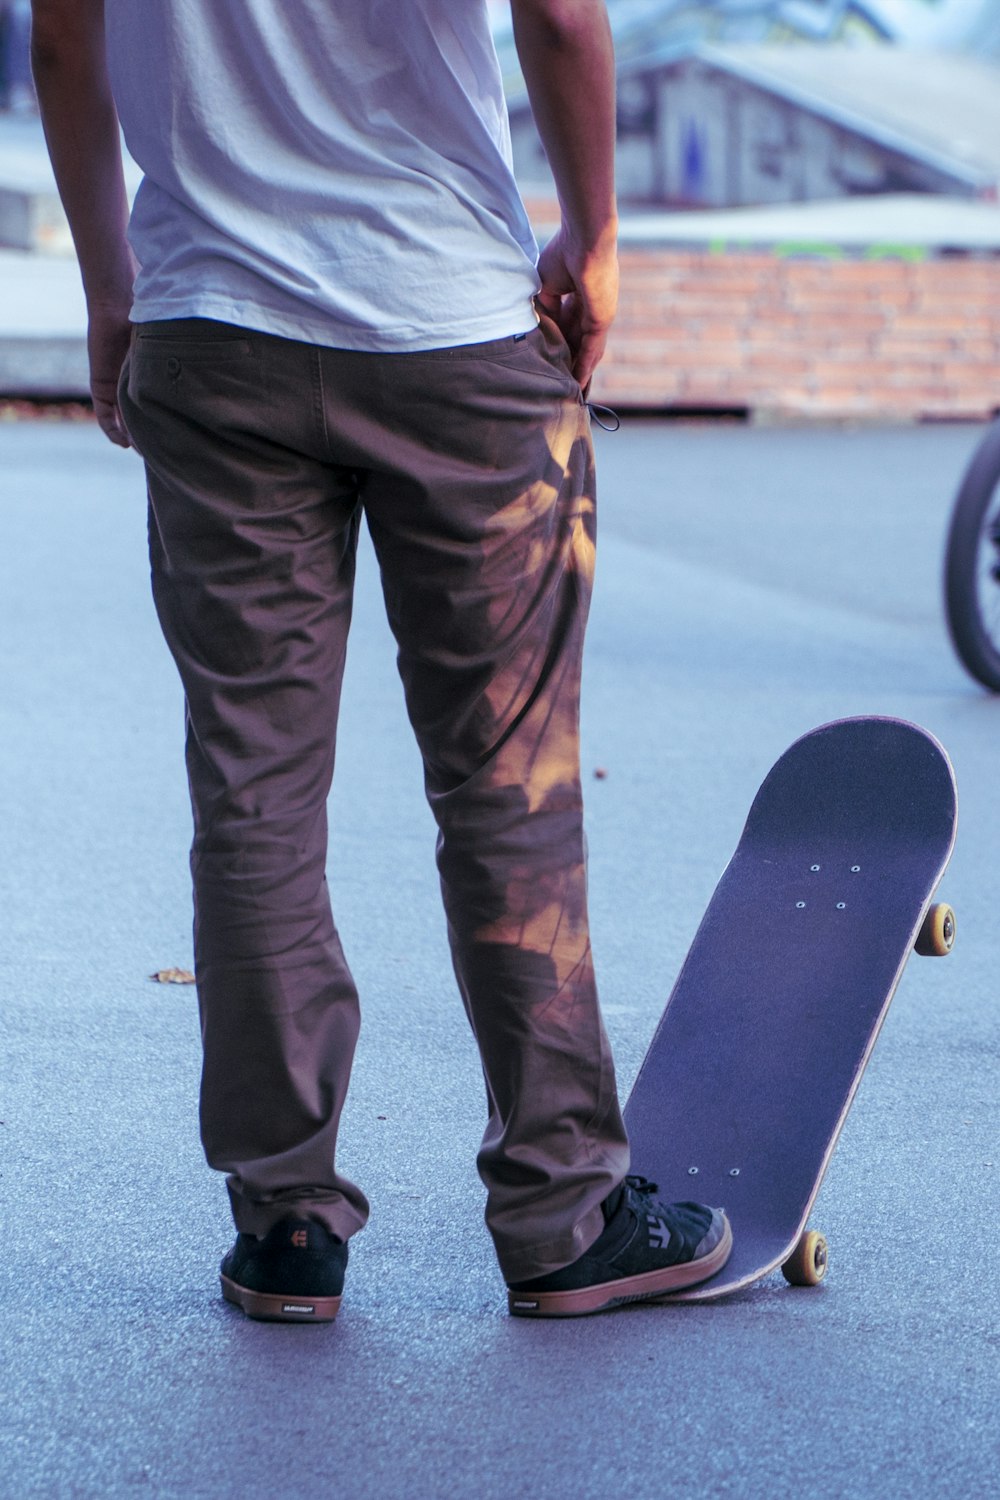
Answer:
[
  {"xmin": 0, "ymin": 116, "xmax": 77, "ymax": 254},
  {"xmin": 0, "ymin": 184, "xmax": 74, "ymax": 254},
  {"xmin": 616, "ymin": 194, "xmax": 1000, "ymax": 254},
  {"xmin": 0, "ymin": 336, "xmax": 89, "ymax": 397},
  {"xmin": 0, "ymin": 116, "xmax": 140, "ymax": 255},
  {"xmin": 0, "ymin": 248, "xmax": 88, "ymax": 394}
]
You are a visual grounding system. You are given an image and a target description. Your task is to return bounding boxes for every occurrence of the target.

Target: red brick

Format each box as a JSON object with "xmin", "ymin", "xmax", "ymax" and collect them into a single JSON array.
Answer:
[
  {"xmin": 798, "ymin": 316, "xmax": 888, "ymax": 337},
  {"xmin": 618, "ymin": 302, "xmax": 731, "ymax": 323},
  {"xmin": 938, "ymin": 362, "xmax": 1000, "ymax": 384},
  {"xmin": 810, "ymin": 359, "xmax": 905, "ymax": 382},
  {"xmin": 876, "ymin": 289, "xmax": 918, "ymax": 311},
  {"xmin": 874, "ymin": 336, "xmax": 957, "ymax": 358},
  {"xmin": 890, "ymin": 314, "xmax": 969, "ymax": 334},
  {"xmin": 910, "ymin": 263, "xmax": 1000, "ymax": 285},
  {"xmin": 669, "ymin": 277, "xmax": 771, "ymax": 299},
  {"xmin": 745, "ymin": 353, "xmax": 812, "ymax": 372},
  {"xmin": 830, "ymin": 262, "xmax": 919, "ymax": 283}
]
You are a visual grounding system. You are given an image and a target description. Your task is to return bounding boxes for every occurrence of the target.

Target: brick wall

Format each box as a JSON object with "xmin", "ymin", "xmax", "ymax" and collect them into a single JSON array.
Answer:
[{"xmin": 591, "ymin": 249, "xmax": 1000, "ymax": 420}]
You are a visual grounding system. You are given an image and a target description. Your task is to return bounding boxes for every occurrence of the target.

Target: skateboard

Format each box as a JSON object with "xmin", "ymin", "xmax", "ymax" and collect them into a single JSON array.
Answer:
[{"xmin": 623, "ymin": 716, "xmax": 957, "ymax": 1299}]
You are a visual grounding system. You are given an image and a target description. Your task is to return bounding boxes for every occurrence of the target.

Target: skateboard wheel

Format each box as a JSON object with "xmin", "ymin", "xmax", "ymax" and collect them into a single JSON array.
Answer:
[
  {"xmin": 915, "ymin": 903, "xmax": 956, "ymax": 957},
  {"xmin": 781, "ymin": 1230, "xmax": 829, "ymax": 1287}
]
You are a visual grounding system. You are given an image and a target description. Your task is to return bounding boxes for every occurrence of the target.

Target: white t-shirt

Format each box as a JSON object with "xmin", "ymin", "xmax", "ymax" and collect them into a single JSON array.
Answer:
[{"xmin": 106, "ymin": 0, "xmax": 540, "ymax": 349}]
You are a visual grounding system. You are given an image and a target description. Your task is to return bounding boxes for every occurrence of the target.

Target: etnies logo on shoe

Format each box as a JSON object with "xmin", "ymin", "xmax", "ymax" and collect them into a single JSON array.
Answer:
[
  {"xmin": 647, "ymin": 1214, "xmax": 673, "ymax": 1250},
  {"xmin": 291, "ymin": 1229, "xmax": 309, "ymax": 1248}
]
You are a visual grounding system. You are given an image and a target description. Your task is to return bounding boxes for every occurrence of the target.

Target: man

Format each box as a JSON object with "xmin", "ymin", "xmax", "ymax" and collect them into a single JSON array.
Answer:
[{"xmin": 31, "ymin": 0, "xmax": 731, "ymax": 1320}]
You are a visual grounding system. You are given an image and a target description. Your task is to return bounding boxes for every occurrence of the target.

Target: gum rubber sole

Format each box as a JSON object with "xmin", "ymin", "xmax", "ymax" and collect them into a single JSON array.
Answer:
[
  {"xmin": 220, "ymin": 1274, "xmax": 342, "ymax": 1323},
  {"xmin": 507, "ymin": 1216, "xmax": 733, "ymax": 1318}
]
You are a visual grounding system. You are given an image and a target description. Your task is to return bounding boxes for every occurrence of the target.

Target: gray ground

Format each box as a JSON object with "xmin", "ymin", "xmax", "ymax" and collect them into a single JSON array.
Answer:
[{"xmin": 1, "ymin": 418, "xmax": 997, "ymax": 1498}]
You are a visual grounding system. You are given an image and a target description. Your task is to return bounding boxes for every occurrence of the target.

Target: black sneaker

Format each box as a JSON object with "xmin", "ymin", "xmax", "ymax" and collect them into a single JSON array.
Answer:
[
  {"xmin": 507, "ymin": 1176, "xmax": 732, "ymax": 1318},
  {"xmin": 220, "ymin": 1216, "xmax": 347, "ymax": 1323}
]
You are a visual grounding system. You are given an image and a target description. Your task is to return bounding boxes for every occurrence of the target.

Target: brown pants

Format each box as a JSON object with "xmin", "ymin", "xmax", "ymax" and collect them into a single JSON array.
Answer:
[{"xmin": 119, "ymin": 315, "xmax": 629, "ymax": 1281}]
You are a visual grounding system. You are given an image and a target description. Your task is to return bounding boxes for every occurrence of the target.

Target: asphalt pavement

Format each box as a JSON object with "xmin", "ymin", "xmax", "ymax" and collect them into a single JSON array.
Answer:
[{"xmin": 1, "ymin": 416, "xmax": 997, "ymax": 1498}]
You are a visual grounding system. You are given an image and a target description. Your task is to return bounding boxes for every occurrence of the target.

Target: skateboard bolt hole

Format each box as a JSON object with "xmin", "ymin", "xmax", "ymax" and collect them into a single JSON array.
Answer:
[
  {"xmin": 836, "ymin": 902, "xmax": 846, "ymax": 910},
  {"xmin": 729, "ymin": 1169, "xmax": 740, "ymax": 1177},
  {"xmin": 688, "ymin": 1167, "xmax": 699, "ymax": 1175},
  {"xmin": 810, "ymin": 864, "xmax": 821, "ymax": 872},
  {"xmin": 851, "ymin": 865, "xmax": 861, "ymax": 873},
  {"xmin": 796, "ymin": 901, "xmax": 806, "ymax": 909}
]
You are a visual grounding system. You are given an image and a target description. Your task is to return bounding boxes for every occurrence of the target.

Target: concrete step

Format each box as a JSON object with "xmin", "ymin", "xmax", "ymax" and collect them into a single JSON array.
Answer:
[
  {"xmin": 0, "ymin": 250, "xmax": 88, "ymax": 395},
  {"xmin": 0, "ymin": 179, "xmax": 74, "ymax": 254},
  {"xmin": 0, "ymin": 115, "xmax": 73, "ymax": 254},
  {"xmin": 0, "ymin": 114, "xmax": 140, "ymax": 255}
]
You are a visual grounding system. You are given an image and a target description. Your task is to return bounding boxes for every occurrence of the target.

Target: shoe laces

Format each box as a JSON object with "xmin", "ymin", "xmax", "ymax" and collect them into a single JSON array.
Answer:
[{"xmin": 624, "ymin": 1174, "xmax": 660, "ymax": 1199}]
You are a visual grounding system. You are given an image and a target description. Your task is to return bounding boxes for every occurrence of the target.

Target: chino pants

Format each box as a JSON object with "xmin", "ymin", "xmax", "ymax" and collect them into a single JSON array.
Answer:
[{"xmin": 119, "ymin": 314, "xmax": 630, "ymax": 1281}]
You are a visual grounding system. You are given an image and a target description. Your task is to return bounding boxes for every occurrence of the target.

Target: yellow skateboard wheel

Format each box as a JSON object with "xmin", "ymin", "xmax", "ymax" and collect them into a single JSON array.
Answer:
[
  {"xmin": 915, "ymin": 902, "xmax": 956, "ymax": 957},
  {"xmin": 781, "ymin": 1230, "xmax": 829, "ymax": 1287}
]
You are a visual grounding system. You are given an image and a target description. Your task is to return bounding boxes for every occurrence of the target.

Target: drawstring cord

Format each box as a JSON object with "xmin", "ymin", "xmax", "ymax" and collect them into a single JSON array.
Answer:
[{"xmin": 586, "ymin": 401, "xmax": 620, "ymax": 432}]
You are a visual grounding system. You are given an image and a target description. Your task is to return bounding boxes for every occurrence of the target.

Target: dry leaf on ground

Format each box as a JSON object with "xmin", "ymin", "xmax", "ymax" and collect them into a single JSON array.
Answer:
[{"xmin": 149, "ymin": 967, "xmax": 196, "ymax": 985}]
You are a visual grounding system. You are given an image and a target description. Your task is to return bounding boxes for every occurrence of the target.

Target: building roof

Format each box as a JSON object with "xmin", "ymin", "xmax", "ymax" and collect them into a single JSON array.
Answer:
[
  {"xmin": 505, "ymin": 36, "xmax": 1000, "ymax": 197},
  {"xmin": 666, "ymin": 44, "xmax": 1000, "ymax": 191},
  {"xmin": 604, "ymin": 0, "xmax": 1000, "ymax": 55},
  {"xmin": 497, "ymin": 1, "xmax": 1000, "ymax": 105}
]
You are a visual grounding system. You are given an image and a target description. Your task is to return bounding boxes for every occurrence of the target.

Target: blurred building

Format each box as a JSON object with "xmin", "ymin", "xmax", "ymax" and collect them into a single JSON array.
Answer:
[
  {"xmin": 498, "ymin": 1, "xmax": 1000, "ymax": 211},
  {"xmin": 494, "ymin": 0, "xmax": 1000, "ymax": 66},
  {"xmin": 511, "ymin": 45, "xmax": 1000, "ymax": 209}
]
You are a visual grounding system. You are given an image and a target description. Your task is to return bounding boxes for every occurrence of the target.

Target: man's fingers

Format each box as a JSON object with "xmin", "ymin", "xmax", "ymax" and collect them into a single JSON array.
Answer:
[
  {"xmin": 536, "ymin": 226, "xmax": 617, "ymax": 388},
  {"xmin": 91, "ymin": 381, "xmax": 132, "ymax": 448},
  {"xmin": 535, "ymin": 284, "xmax": 565, "ymax": 321},
  {"xmin": 95, "ymin": 404, "xmax": 132, "ymax": 447},
  {"xmin": 572, "ymin": 327, "xmax": 608, "ymax": 391},
  {"xmin": 86, "ymin": 301, "xmax": 134, "ymax": 446},
  {"xmin": 99, "ymin": 414, "xmax": 132, "ymax": 448},
  {"xmin": 535, "ymin": 295, "xmax": 610, "ymax": 390}
]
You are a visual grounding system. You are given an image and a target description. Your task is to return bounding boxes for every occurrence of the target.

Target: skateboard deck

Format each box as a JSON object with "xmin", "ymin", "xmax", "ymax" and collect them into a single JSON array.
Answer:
[{"xmin": 623, "ymin": 716, "xmax": 957, "ymax": 1300}]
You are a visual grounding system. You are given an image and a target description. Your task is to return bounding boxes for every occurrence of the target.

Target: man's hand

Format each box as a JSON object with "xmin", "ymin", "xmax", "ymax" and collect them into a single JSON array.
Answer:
[
  {"xmin": 87, "ymin": 300, "xmax": 133, "ymax": 447},
  {"xmin": 536, "ymin": 224, "xmax": 618, "ymax": 393}
]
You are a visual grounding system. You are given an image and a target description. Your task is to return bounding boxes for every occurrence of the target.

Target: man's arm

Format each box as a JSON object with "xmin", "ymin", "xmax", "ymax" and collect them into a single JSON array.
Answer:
[
  {"xmin": 509, "ymin": 0, "xmax": 618, "ymax": 391},
  {"xmin": 31, "ymin": 0, "xmax": 134, "ymax": 446}
]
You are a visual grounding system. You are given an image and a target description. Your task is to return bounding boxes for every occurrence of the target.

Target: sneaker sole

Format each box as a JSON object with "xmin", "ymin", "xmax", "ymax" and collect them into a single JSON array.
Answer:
[
  {"xmin": 507, "ymin": 1215, "xmax": 733, "ymax": 1318},
  {"xmin": 220, "ymin": 1273, "xmax": 342, "ymax": 1323}
]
